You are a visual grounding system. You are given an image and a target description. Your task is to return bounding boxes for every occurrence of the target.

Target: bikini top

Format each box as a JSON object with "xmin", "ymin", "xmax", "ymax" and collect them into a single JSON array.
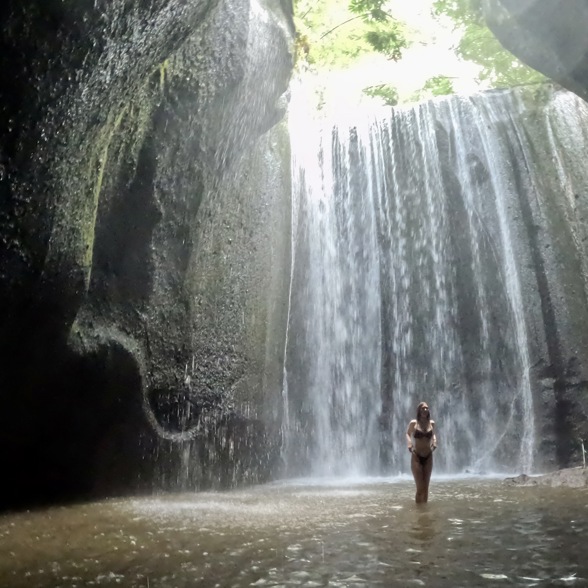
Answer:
[{"xmin": 414, "ymin": 428, "xmax": 433, "ymax": 439}]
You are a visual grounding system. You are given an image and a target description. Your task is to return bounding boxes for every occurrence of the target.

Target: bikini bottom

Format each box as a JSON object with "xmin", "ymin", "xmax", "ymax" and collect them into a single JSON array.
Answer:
[{"xmin": 414, "ymin": 452, "xmax": 432, "ymax": 466}]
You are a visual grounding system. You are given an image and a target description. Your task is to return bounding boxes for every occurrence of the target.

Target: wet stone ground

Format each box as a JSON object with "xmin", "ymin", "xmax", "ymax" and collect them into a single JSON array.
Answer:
[{"xmin": 0, "ymin": 476, "xmax": 587, "ymax": 587}]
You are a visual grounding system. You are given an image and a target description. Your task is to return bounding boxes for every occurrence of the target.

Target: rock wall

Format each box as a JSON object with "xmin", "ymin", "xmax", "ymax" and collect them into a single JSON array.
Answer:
[
  {"xmin": 433, "ymin": 86, "xmax": 588, "ymax": 471},
  {"xmin": 482, "ymin": 0, "xmax": 588, "ymax": 102},
  {"xmin": 432, "ymin": 85, "xmax": 588, "ymax": 471},
  {"xmin": 480, "ymin": 1, "xmax": 588, "ymax": 467},
  {"xmin": 503, "ymin": 86, "xmax": 588, "ymax": 469},
  {"xmin": 0, "ymin": 0, "xmax": 294, "ymax": 511}
]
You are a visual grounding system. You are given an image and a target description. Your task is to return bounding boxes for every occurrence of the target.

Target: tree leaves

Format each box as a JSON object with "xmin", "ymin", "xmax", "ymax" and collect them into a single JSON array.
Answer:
[
  {"xmin": 294, "ymin": 0, "xmax": 408, "ymax": 69},
  {"xmin": 424, "ymin": 75, "xmax": 455, "ymax": 96},
  {"xmin": 432, "ymin": 0, "xmax": 545, "ymax": 87},
  {"xmin": 362, "ymin": 84, "xmax": 399, "ymax": 106},
  {"xmin": 364, "ymin": 25, "xmax": 407, "ymax": 61},
  {"xmin": 349, "ymin": 0, "xmax": 389, "ymax": 22}
]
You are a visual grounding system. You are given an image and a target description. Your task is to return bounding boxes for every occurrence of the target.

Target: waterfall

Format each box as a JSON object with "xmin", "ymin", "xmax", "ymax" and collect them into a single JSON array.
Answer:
[
  {"xmin": 284, "ymin": 93, "xmax": 383, "ymax": 477},
  {"xmin": 284, "ymin": 85, "xmax": 588, "ymax": 477}
]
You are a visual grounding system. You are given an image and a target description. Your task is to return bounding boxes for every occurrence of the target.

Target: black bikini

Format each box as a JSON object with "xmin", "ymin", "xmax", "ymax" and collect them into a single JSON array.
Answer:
[{"xmin": 415, "ymin": 452, "xmax": 431, "ymax": 466}]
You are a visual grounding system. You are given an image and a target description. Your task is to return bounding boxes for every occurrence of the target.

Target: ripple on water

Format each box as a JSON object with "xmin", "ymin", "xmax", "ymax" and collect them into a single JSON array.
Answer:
[{"xmin": 0, "ymin": 479, "xmax": 587, "ymax": 587}]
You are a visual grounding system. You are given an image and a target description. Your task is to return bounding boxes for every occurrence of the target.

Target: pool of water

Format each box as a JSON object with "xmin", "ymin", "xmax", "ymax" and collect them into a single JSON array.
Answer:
[{"xmin": 0, "ymin": 476, "xmax": 586, "ymax": 587}]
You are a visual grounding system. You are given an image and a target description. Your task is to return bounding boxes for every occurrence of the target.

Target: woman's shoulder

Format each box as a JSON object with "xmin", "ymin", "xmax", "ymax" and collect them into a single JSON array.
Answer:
[{"xmin": 408, "ymin": 419, "xmax": 417, "ymax": 426}]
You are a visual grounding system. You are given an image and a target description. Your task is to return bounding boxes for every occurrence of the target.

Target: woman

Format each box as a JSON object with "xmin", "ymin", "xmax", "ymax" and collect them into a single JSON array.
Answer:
[{"xmin": 406, "ymin": 402, "xmax": 437, "ymax": 503}]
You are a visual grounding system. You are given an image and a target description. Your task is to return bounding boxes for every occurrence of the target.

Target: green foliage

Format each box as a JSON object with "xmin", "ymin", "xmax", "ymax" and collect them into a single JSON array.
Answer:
[
  {"xmin": 348, "ymin": 0, "xmax": 386, "ymax": 14},
  {"xmin": 362, "ymin": 84, "xmax": 399, "ymax": 106},
  {"xmin": 349, "ymin": 0, "xmax": 389, "ymax": 22},
  {"xmin": 364, "ymin": 22, "xmax": 407, "ymax": 61},
  {"xmin": 423, "ymin": 75, "xmax": 455, "ymax": 96},
  {"xmin": 410, "ymin": 76, "xmax": 455, "ymax": 103},
  {"xmin": 293, "ymin": 0, "xmax": 408, "ymax": 70},
  {"xmin": 432, "ymin": 0, "xmax": 545, "ymax": 88},
  {"xmin": 432, "ymin": 0, "xmax": 483, "ymax": 25}
]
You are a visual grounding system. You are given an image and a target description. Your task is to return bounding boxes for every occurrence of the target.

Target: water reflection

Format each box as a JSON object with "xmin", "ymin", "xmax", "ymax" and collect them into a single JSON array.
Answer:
[
  {"xmin": 409, "ymin": 506, "xmax": 440, "ymax": 546},
  {"xmin": 0, "ymin": 478, "xmax": 586, "ymax": 587}
]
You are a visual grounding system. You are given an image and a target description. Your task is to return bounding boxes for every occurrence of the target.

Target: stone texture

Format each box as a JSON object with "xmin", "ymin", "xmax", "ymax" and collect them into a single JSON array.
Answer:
[
  {"xmin": 482, "ymin": 0, "xmax": 588, "ymax": 101},
  {"xmin": 502, "ymin": 87, "xmax": 588, "ymax": 470},
  {"xmin": 504, "ymin": 467, "xmax": 588, "ymax": 487},
  {"xmin": 0, "ymin": 0, "xmax": 294, "ymax": 511}
]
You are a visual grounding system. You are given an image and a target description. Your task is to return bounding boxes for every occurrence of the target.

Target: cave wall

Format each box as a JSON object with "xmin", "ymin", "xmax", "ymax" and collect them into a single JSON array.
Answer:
[
  {"xmin": 504, "ymin": 87, "xmax": 588, "ymax": 468},
  {"xmin": 0, "ymin": 0, "xmax": 294, "ymax": 510},
  {"xmin": 436, "ymin": 85, "xmax": 588, "ymax": 470},
  {"xmin": 482, "ymin": 0, "xmax": 588, "ymax": 102},
  {"xmin": 480, "ymin": 1, "xmax": 588, "ymax": 467}
]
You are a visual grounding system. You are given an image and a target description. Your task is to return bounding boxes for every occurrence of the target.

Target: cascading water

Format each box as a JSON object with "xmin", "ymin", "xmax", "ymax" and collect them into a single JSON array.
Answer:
[
  {"xmin": 283, "ymin": 86, "xmax": 567, "ymax": 477},
  {"xmin": 284, "ymin": 96, "xmax": 383, "ymax": 477}
]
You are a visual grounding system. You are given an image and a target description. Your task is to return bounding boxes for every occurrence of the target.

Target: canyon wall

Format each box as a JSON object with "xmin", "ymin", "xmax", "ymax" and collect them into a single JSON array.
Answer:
[{"xmin": 0, "ymin": 0, "xmax": 294, "ymax": 510}]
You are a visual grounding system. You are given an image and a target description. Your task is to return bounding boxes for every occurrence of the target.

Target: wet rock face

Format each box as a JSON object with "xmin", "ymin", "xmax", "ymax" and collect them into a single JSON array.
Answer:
[
  {"xmin": 0, "ymin": 0, "xmax": 294, "ymax": 510},
  {"xmin": 504, "ymin": 467, "xmax": 588, "ymax": 488},
  {"xmin": 482, "ymin": 0, "xmax": 588, "ymax": 101},
  {"xmin": 480, "ymin": 2, "xmax": 588, "ymax": 466}
]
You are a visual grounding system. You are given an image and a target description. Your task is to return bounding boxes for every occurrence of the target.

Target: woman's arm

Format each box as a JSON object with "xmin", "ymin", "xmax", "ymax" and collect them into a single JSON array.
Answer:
[
  {"xmin": 431, "ymin": 420, "xmax": 437, "ymax": 450},
  {"xmin": 406, "ymin": 420, "xmax": 416, "ymax": 452}
]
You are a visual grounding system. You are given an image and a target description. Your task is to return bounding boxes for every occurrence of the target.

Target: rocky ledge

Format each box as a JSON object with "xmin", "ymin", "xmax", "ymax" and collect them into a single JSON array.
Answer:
[{"xmin": 504, "ymin": 467, "xmax": 588, "ymax": 488}]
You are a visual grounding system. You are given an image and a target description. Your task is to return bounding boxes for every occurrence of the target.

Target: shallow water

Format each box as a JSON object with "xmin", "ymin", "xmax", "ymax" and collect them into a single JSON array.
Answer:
[{"xmin": 1, "ymin": 477, "xmax": 587, "ymax": 587}]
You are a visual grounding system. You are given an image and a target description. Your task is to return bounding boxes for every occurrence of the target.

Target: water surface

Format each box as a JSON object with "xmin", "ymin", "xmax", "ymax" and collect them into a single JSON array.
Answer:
[{"xmin": 1, "ymin": 477, "xmax": 586, "ymax": 587}]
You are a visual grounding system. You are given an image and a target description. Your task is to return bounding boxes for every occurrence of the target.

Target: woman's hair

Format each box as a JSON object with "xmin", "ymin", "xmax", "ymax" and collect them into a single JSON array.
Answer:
[{"xmin": 416, "ymin": 402, "xmax": 430, "ymax": 421}]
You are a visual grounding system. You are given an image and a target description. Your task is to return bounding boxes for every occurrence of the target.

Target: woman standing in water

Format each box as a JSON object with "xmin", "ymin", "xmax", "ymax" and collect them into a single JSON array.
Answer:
[{"xmin": 406, "ymin": 402, "xmax": 437, "ymax": 503}]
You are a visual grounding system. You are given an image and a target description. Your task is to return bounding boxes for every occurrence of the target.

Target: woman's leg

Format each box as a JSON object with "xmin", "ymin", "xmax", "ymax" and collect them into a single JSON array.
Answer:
[
  {"xmin": 411, "ymin": 454, "xmax": 427, "ymax": 503},
  {"xmin": 422, "ymin": 455, "xmax": 433, "ymax": 502}
]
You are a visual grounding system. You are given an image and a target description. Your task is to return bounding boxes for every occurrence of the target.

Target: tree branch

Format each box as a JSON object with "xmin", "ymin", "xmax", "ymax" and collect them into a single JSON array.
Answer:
[
  {"xmin": 320, "ymin": 15, "xmax": 363, "ymax": 39},
  {"xmin": 319, "ymin": 11, "xmax": 395, "ymax": 40}
]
